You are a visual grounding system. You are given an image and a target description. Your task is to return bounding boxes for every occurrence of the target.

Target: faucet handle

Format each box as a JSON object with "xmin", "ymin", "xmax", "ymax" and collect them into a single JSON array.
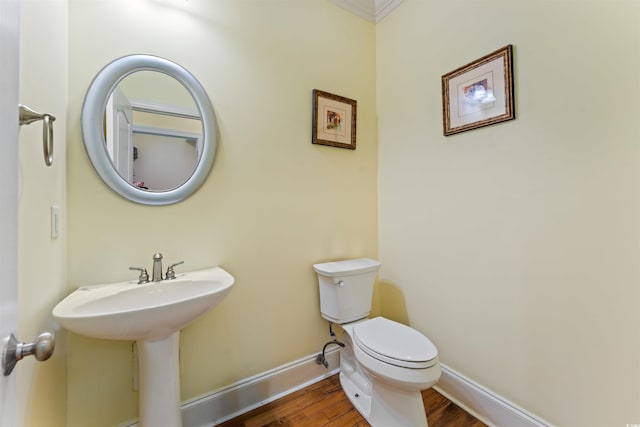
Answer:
[
  {"xmin": 129, "ymin": 266, "xmax": 150, "ymax": 284},
  {"xmin": 165, "ymin": 261, "xmax": 184, "ymax": 280}
]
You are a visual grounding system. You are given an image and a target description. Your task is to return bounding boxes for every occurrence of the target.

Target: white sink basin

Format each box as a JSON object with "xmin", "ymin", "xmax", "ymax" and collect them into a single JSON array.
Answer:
[
  {"xmin": 53, "ymin": 266, "xmax": 234, "ymax": 426},
  {"xmin": 53, "ymin": 266, "xmax": 234, "ymax": 341}
]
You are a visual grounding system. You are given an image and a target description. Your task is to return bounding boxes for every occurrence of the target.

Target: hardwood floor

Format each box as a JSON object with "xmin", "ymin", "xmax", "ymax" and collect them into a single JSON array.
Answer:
[{"xmin": 217, "ymin": 374, "xmax": 487, "ymax": 427}]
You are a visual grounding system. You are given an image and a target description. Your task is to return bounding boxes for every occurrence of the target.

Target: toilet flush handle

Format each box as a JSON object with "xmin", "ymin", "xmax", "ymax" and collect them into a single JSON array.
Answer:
[{"xmin": 336, "ymin": 280, "xmax": 344, "ymax": 287}]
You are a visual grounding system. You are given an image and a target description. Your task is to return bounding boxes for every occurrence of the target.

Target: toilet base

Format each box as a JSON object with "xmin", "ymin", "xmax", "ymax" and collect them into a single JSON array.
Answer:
[
  {"xmin": 339, "ymin": 370, "xmax": 429, "ymax": 427},
  {"xmin": 338, "ymin": 328, "xmax": 432, "ymax": 427}
]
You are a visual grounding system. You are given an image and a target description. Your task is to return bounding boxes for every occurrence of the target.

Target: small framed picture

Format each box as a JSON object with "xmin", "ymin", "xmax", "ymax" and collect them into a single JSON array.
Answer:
[
  {"xmin": 442, "ymin": 45, "xmax": 515, "ymax": 136},
  {"xmin": 312, "ymin": 89, "xmax": 357, "ymax": 150}
]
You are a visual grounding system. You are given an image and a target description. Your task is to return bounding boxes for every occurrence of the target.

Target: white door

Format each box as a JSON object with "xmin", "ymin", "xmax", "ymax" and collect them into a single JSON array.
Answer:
[
  {"xmin": 106, "ymin": 87, "xmax": 134, "ymax": 183},
  {"xmin": 0, "ymin": 0, "xmax": 20, "ymax": 425}
]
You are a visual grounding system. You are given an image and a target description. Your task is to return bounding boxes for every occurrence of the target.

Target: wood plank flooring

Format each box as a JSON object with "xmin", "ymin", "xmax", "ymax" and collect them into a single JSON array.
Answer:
[{"xmin": 217, "ymin": 374, "xmax": 487, "ymax": 427}]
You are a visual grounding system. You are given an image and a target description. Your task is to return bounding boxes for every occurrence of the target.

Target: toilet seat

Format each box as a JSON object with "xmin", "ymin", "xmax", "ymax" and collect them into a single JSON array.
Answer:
[{"xmin": 353, "ymin": 317, "xmax": 438, "ymax": 369}]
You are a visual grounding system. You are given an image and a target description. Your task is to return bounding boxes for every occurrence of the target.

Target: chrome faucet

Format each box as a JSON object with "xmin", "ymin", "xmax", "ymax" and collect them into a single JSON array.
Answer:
[
  {"xmin": 130, "ymin": 253, "xmax": 184, "ymax": 284},
  {"xmin": 152, "ymin": 253, "xmax": 164, "ymax": 282}
]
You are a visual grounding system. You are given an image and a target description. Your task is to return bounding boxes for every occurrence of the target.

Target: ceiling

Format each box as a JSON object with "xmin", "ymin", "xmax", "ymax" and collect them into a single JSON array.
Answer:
[{"xmin": 329, "ymin": 0, "xmax": 404, "ymax": 23}]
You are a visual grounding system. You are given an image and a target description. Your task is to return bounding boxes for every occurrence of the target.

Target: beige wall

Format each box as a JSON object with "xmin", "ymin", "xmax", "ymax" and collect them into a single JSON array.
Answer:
[
  {"xmin": 18, "ymin": 1, "xmax": 68, "ymax": 426},
  {"xmin": 19, "ymin": 1, "xmax": 638, "ymax": 426},
  {"xmin": 377, "ymin": 1, "xmax": 640, "ymax": 426},
  {"xmin": 66, "ymin": 1, "xmax": 377, "ymax": 425}
]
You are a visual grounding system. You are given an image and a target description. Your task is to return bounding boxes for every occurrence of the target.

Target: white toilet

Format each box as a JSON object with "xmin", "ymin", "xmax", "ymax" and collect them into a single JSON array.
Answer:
[{"xmin": 313, "ymin": 258, "xmax": 441, "ymax": 427}]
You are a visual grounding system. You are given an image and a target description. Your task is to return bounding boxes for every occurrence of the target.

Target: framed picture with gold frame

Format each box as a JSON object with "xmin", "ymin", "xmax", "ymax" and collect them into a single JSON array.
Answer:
[
  {"xmin": 442, "ymin": 45, "xmax": 515, "ymax": 136},
  {"xmin": 312, "ymin": 89, "xmax": 357, "ymax": 150}
]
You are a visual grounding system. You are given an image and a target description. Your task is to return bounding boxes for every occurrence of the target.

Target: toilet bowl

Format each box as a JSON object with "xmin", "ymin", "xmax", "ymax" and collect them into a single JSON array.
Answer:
[
  {"xmin": 313, "ymin": 259, "xmax": 441, "ymax": 427},
  {"xmin": 339, "ymin": 317, "xmax": 440, "ymax": 426}
]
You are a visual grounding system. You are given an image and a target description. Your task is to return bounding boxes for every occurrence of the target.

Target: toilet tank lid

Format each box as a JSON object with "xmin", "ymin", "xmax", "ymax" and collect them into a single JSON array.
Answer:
[{"xmin": 313, "ymin": 258, "xmax": 381, "ymax": 277}]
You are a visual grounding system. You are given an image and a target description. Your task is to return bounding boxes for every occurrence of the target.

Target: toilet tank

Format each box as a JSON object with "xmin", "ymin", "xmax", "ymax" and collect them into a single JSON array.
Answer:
[{"xmin": 313, "ymin": 258, "xmax": 381, "ymax": 324}]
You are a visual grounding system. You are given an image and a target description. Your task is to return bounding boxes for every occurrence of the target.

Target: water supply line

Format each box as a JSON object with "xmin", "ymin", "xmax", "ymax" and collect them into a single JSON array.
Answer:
[{"xmin": 315, "ymin": 322, "xmax": 345, "ymax": 369}]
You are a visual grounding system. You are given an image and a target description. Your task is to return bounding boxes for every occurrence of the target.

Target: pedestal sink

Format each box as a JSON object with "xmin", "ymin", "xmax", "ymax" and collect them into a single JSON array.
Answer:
[{"xmin": 52, "ymin": 267, "xmax": 234, "ymax": 427}]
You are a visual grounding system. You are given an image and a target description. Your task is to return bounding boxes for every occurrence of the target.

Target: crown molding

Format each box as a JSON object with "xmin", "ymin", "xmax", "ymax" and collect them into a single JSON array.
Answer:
[
  {"xmin": 374, "ymin": 0, "xmax": 404, "ymax": 22},
  {"xmin": 329, "ymin": 0, "xmax": 404, "ymax": 23}
]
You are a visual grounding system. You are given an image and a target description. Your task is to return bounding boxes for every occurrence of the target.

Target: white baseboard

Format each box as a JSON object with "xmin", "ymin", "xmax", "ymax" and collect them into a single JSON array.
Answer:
[
  {"xmin": 182, "ymin": 348, "xmax": 340, "ymax": 427},
  {"xmin": 121, "ymin": 352, "xmax": 551, "ymax": 427},
  {"xmin": 434, "ymin": 363, "xmax": 552, "ymax": 427}
]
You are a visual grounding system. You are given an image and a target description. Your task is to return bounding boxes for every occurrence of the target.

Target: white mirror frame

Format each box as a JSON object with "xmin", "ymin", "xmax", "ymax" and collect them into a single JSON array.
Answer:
[{"xmin": 82, "ymin": 55, "xmax": 218, "ymax": 205}]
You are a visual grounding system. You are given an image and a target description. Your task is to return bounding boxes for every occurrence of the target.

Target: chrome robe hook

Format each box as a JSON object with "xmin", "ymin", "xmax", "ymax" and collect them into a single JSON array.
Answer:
[{"xmin": 19, "ymin": 104, "xmax": 55, "ymax": 166}]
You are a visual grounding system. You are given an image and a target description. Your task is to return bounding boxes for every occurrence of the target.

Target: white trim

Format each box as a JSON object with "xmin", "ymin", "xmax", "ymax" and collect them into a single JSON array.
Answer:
[
  {"xmin": 186, "ymin": 348, "xmax": 340, "ymax": 426},
  {"xmin": 132, "ymin": 124, "xmax": 201, "ymax": 141},
  {"xmin": 328, "ymin": 0, "xmax": 404, "ymax": 23},
  {"xmin": 119, "ymin": 348, "xmax": 340, "ymax": 427},
  {"xmin": 329, "ymin": 0, "xmax": 375, "ymax": 22},
  {"xmin": 373, "ymin": 0, "xmax": 404, "ymax": 22},
  {"xmin": 120, "ymin": 353, "xmax": 552, "ymax": 427},
  {"xmin": 132, "ymin": 124, "xmax": 203, "ymax": 158},
  {"xmin": 129, "ymin": 98, "xmax": 200, "ymax": 120},
  {"xmin": 434, "ymin": 364, "xmax": 553, "ymax": 427},
  {"xmin": 0, "ymin": 0, "xmax": 19, "ymax": 424}
]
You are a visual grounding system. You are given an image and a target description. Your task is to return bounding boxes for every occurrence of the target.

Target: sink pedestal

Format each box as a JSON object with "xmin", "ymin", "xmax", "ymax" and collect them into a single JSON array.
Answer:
[{"xmin": 138, "ymin": 332, "xmax": 182, "ymax": 427}]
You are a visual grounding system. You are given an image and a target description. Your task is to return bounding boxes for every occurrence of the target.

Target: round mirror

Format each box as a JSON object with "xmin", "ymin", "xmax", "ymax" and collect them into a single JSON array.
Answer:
[{"xmin": 82, "ymin": 55, "xmax": 218, "ymax": 205}]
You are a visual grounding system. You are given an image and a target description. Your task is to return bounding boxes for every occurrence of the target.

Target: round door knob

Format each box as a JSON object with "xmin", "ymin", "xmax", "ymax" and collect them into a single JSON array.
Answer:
[
  {"xmin": 2, "ymin": 331, "xmax": 55, "ymax": 376},
  {"xmin": 30, "ymin": 331, "xmax": 55, "ymax": 362}
]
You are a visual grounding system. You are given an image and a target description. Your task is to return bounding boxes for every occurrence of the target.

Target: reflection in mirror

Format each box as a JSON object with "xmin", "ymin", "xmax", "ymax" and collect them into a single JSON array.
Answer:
[
  {"xmin": 105, "ymin": 71, "xmax": 203, "ymax": 191},
  {"xmin": 82, "ymin": 55, "xmax": 217, "ymax": 205}
]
